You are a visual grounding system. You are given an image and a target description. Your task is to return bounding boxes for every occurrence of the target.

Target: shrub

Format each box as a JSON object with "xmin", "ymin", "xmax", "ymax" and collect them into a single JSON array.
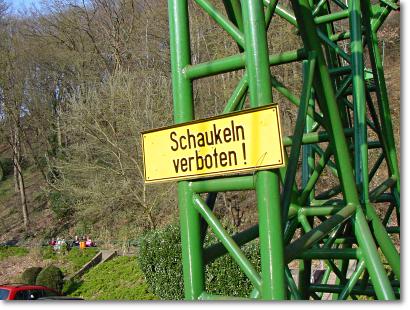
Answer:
[
  {"xmin": 138, "ymin": 224, "xmax": 184, "ymax": 300},
  {"xmin": 69, "ymin": 256, "xmax": 157, "ymax": 300},
  {"xmin": 204, "ymin": 239, "xmax": 260, "ymax": 297},
  {"xmin": 36, "ymin": 265, "xmax": 64, "ymax": 292},
  {"xmin": 138, "ymin": 223, "xmax": 261, "ymax": 300},
  {"xmin": 0, "ymin": 157, "xmax": 13, "ymax": 180},
  {"xmin": 21, "ymin": 267, "xmax": 43, "ymax": 285},
  {"xmin": 48, "ymin": 191, "xmax": 75, "ymax": 219},
  {"xmin": 62, "ymin": 278, "xmax": 83, "ymax": 296}
]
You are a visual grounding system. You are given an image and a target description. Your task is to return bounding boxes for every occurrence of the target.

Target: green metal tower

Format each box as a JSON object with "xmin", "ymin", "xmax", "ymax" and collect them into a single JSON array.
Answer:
[{"xmin": 168, "ymin": 0, "xmax": 400, "ymax": 300}]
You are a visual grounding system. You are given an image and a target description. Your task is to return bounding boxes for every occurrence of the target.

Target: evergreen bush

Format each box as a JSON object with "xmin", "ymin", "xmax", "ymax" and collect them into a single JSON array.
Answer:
[
  {"xmin": 35, "ymin": 265, "xmax": 64, "ymax": 292},
  {"xmin": 21, "ymin": 267, "xmax": 43, "ymax": 285},
  {"xmin": 0, "ymin": 157, "xmax": 13, "ymax": 180},
  {"xmin": 138, "ymin": 224, "xmax": 184, "ymax": 300},
  {"xmin": 138, "ymin": 223, "xmax": 261, "ymax": 300},
  {"xmin": 48, "ymin": 191, "xmax": 75, "ymax": 219}
]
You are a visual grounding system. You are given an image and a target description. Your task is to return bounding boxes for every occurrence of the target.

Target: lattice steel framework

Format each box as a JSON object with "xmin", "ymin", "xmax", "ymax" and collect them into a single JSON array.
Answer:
[{"xmin": 168, "ymin": 0, "xmax": 400, "ymax": 300}]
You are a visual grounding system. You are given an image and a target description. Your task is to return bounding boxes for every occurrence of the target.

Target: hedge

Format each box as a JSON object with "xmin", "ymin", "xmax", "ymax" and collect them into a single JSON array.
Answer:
[
  {"xmin": 21, "ymin": 267, "xmax": 43, "ymax": 285},
  {"xmin": 0, "ymin": 157, "xmax": 13, "ymax": 180},
  {"xmin": 138, "ymin": 223, "xmax": 261, "ymax": 300},
  {"xmin": 36, "ymin": 265, "xmax": 64, "ymax": 292}
]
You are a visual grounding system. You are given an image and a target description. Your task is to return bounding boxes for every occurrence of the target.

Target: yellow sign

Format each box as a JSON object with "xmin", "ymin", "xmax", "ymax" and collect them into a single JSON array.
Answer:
[{"xmin": 142, "ymin": 105, "xmax": 285, "ymax": 183}]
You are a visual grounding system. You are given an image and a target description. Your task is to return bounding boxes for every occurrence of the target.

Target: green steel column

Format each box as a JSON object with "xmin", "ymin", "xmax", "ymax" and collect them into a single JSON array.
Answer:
[
  {"xmin": 241, "ymin": 0, "xmax": 286, "ymax": 300},
  {"xmin": 299, "ymin": 70, "xmax": 316, "ymax": 300},
  {"xmin": 349, "ymin": 0, "xmax": 369, "ymax": 203},
  {"xmin": 282, "ymin": 55, "xmax": 316, "ymax": 226},
  {"xmin": 364, "ymin": 204, "xmax": 400, "ymax": 280},
  {"xmin": 223, "ymin": 0, "xmax": 244, "ymax": 32},
  {"xmin": 169, "ymin": 0, "xmax": 204, "ymax": 299},
  {"xmin": 290, "ymin": 0, "xmax": 360, "ymax": 206},
  {"xmin": 316, "ymin": 0, "xmax": 351, "ymax": 131},
  {"xmin": 330, "ymin": 0, "xmax": 369, "ymax": 299},
  {"xmin": 354, "ymin": 207, "xmax": 396, "ymax": 299},
  {"xmin": 290, "ymin": 0, "xmax": 396, "ymax": 300},
  {"xmin": 363, "ymin": 0, "xmax": 400, "ymax": 198}
]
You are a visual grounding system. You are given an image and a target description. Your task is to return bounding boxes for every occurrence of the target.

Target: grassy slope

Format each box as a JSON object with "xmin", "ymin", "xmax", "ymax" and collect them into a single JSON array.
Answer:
[
  {"xmin": 0, "ymin": 246, "xmax": 155, "ymax": 301},
  {"xmin": 67, "ymin": 256, "xmax": 157, "ymax": 300},
  {"xmin": 0, "ymin": 166, "xmax": 53, "ymax": 245},
  {"xmin": 0, "ymin": 246, "xmax": 98, "ymax": 284},
  {"xmin": 0, "ymin": 246, "xmax": 29, "ymax": 262}
]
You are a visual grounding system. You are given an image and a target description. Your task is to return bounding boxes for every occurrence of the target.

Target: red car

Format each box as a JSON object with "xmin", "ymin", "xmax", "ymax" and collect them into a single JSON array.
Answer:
[{"xmin": 0, "ymin": 284, "xmax": 60, "ymax": 300}]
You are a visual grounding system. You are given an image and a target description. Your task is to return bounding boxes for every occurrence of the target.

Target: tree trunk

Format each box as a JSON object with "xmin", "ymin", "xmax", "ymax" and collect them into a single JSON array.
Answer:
[
  {"xmin": 23, "ymin": 132, "xmax": 48, "ymax": 182},
  {"xmin": 11, "ymin": 125, "xmax": 29, "ymax": 230},
  {"xmin": 16, "ymin": 160, "xmax": 29, "ymax": 230},
  {"xmin": 13, "ymin": 160, "xmax": 19, "ymax": 193},
  {"xmin": 56, "ymin": 107, "xmax": 62, "ymax": 150},
  {"xmin": 12, "ymin": 128, "xmax": 20, "ymax": 193}
]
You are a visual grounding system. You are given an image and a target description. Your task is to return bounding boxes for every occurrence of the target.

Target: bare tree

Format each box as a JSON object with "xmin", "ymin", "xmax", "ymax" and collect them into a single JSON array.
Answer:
[{"xmin": 0, "ymin": 16, "xmax": 31, "ymax": 231}]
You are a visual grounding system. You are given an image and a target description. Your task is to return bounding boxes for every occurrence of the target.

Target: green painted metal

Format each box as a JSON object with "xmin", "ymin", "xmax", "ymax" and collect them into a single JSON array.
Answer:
[
  {"xmin": 282, "ymin": 54, "xmax": 316, "ymax": 225},
  {"xmin": 309, "ymin": 283, "xmax": 400, "ymax": 297},
  {"xmin": 349, "ymin": 0, "xmax": 369, "ymax": 203},
  {"xmin": 338, "ymin": 260, "xmax": 366, "ymax": 300},
  {"xmin": 314, "ymin": 9, "xmax": 349, "ymax": 24},
  {"xmin": 198, "ymin": 292, "xmax": 249, "ymax": 300},
  {"xmin": 242, "ymin": 0, "xmax": 286, "ymax": 299},
  {"xmin": 193, "ymin": 194, "xmax": 262, "ymax": 290},
  {"xmin": 203, "ymin": 224, "xmax": 259, "ymax": 264},
  {"xmin": 168, "ymin": 0, "xmax": 204, "ymax": 300},
  {"xmin": 194, "ymin": 0, "xmax": 245, "ymax": 48},
  {"xmin": 296, "ymin": 248, "xmax": 358, "ymax": 260},
  {"xmin": 167, "ymin": 0, "xmax": 400, "ymax": 301},
  {"xmin": 183, "ymin": 48, "xmax": 304, "ymax": 80},
  {"xmin": 190, "ymin": 175, "xmax": 255, "ymax": 193}
]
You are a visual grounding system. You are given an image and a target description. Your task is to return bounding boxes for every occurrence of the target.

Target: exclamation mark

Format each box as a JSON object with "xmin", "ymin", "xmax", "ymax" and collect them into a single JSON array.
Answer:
[{"xmin": 242, "ymin": 142, "xmax": 247, "ymax": 165}]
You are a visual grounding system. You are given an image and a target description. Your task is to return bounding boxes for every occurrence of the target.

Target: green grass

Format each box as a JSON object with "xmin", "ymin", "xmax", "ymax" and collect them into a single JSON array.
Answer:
[
  {"xmin": 66, "ymin": 256, "xmax": 157, "ymax": 300},
  {"xmin": 0, "ymin": 246, "xmax": 29, "ymax": 261},
  {"xmin": 40, "ymin": 246, "xmax": 99, "ymax": 275},
  {"xmin": 63, "ymin": 247, "xmax": 99, "ymax": 274},
  {"xmin": 0, "ymin": 176, "xmax": 15, "ymax": 204},
  {"xmin": 0, "ymin": 163, "xmax": 39, "ymax": 203}
]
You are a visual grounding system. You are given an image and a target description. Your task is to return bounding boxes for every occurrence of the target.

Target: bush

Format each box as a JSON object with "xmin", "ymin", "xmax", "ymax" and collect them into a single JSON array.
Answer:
[
  {"xmin": 138, "ymin": 224, "xmax": 184, "ymax": 300},
  {"xmin": 36, "ymin": 265, "xmax": 64, "ymax": 292},
  {"xmin": 21, "ymin": 267, "xmax": 43, "ymax": 285},
  {"xmin": 0, "ymin": 157, "xmax": 13, "ymax": 180},
  {"xmin": 69, "ymin": 256, "xmax": 157, "ymax": 300},
  {"xmin": 138, "ymin": 223, "xmax": 261, "ymax": 300},
  {"xmin": 204, "ymin": 240, "xmax": 260, "ymax": 297},
  {"xmin": 48, "ymin": 191, "xmax": 75, "ymax": 219}
]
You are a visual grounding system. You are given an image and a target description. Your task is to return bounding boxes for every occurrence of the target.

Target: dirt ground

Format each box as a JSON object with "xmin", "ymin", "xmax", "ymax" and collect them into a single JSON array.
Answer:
[{"xmin": 0, "ymin": 249, "xmax": 46, "ymax": 284}]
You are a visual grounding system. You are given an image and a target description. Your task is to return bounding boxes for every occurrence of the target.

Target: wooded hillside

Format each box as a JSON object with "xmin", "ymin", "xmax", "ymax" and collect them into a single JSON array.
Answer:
[{"xmin": 0, "ymin": 0, "xmax": 400, "ymax": 247}]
